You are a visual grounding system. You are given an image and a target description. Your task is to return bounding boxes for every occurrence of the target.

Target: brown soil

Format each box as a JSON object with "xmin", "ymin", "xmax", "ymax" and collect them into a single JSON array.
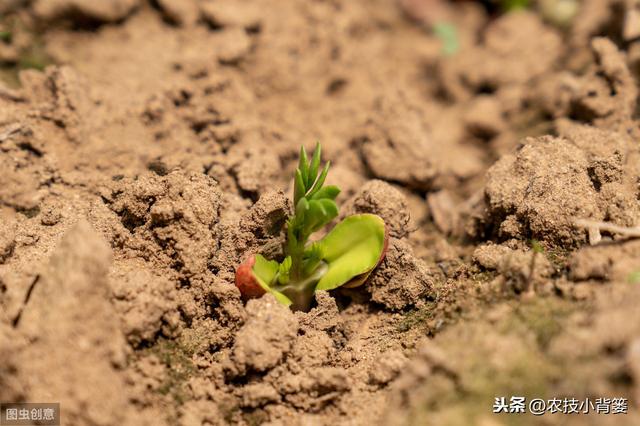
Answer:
[{"xmin": 2, "ymin": 1, "xmax": 640, "ymax": 425}]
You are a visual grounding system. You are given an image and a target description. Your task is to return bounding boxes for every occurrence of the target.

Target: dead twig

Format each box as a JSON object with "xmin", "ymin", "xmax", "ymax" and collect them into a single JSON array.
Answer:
[
  {"xmin": 0, "ymin": 85, "xmax": 26, "ymax": 102},
  {"xmin": 0, "ymin": 123, "xmax": 23, "ymax": 142},
  {"xmin": 574, "ymin": 219, "xmax": 640, "ymax": 244}
]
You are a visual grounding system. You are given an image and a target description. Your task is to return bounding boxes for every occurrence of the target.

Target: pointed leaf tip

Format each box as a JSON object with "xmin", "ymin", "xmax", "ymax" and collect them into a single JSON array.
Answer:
[
  {"xmin": 308, "ymin": 161, "xmax": 331, "ymax": 198},
  {"xmin": 298, "ymin": 146, "xmax": 309, "ymax": 188},
  {"xmin": 294, "ymin": 169, "xmax": 306, "ymax": 206},
  {"xmin": 308, "ymin": 143, "xmax": 322, "ymax": 187}
]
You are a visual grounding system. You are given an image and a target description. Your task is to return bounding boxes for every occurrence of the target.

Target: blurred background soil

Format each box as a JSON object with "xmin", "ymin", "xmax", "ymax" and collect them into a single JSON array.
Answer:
[{"xmin": 2, "ymin": 1, "xmax": 640, "ymax": 425}]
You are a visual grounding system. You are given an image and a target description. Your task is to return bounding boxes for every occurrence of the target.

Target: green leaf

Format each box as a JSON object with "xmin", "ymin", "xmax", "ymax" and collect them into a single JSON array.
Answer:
[
  {"xmin": 501, "ymin": 0, "xmax": 529, "ymax": 12},
  {"xmin": 302, "ymin": 243, "xmax": 324, "ymax": 276},
  {"xmin": 433, "ymin": 22, "xmax": 459, "ymax": 56},
  {"xmin": 253, "ymin": 254, "xmax": 279, "ymax": 286},
  {"xmin": 252, "ymin": 254, "xmax": 293, "ymax": 306},
  {"xmin": 286, "ymin": 220, "xmax": 300, "ymax": 262},
  {"xmin": 294, "ymin": 169, "xmax": 306, "ymax": 206},
  {"xmin": 308, "ymin": 142, "xmax": 322, "ymax": 187},
  {"xmin": 298, "ymin": 146, "xmax": 309, "ymax": 188},
  {"xmin": 278, "ymin": 256, "xmax": 292, "ymax": 284},
  {"xmin": 303, "ymin": 199, "xmax": 338, "ymax": 235},
  {"xmin": 316, "ymin": 198, "xmax": 338, "ymax": 221},
  {"xmin": 300, "ymin": 205, "xmax": 321, "ymax": 236},
  {"xmin": 530, "ymin": 239, "xmax": 544, "ymax": 254},
  {"xmin": 311, "ymin": 185, "xmax": 340, "ymax": 200},
  {"xmin": 628, "ymin": 271, "xmax": 640, "ymax": 284},
  {"xmin": 307, "ymin": 162, "xmax": 330, "ymax": 198},
  {"xmin": 295, "ymin": 197, "xmax": 310, "ymax": 220},
  {"xmin": 315, "ymin": 214, "xmax": 386, "ymax": 291}
]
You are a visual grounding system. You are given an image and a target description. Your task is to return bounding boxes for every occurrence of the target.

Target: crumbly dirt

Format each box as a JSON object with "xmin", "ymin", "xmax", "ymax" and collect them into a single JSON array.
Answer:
[{"xmin": 2, "ymin": 1, "xmax": 640, "ymax": 425}]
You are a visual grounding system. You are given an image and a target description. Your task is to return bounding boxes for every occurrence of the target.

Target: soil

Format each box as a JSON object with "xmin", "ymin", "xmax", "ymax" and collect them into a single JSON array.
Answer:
[{"xmin": 2, "ymin": 1, "xmax": 640, "ymax": 425}]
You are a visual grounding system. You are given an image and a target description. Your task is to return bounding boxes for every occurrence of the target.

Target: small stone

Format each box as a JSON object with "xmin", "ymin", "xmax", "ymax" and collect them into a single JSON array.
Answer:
[{"xmin": 156, "ymin": 0, "xmax": 199, "ymax": 26}]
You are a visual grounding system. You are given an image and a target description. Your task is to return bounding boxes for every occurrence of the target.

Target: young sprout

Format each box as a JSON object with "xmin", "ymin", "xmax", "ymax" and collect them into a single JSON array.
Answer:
[
  {"xmin": 0, "ymin": 31, "xmax": 11, "ymax": 43},
  {"xmin": 501, "ymin": 0, "xmax": 529, "ymax": 12},
  {"xmin": 432, "ymin": 22, "xmax": 459, "ymax": 56},
  {"xmin": 628, "ymin": 271, "xmax": 640, "ymax": 285},
  {"xmin": 235, "ymin": 143, "xmax": 388, "ymax": 311}
]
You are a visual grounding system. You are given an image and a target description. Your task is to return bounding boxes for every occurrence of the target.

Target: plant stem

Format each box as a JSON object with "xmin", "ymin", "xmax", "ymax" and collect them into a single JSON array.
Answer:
[
  {"xmin": 287, "ymin": 222, "xmax": 306, "ymax": 281},
  {"xmin": 274, "ymin": 262, "xmax": 328, "ymax": 311}
]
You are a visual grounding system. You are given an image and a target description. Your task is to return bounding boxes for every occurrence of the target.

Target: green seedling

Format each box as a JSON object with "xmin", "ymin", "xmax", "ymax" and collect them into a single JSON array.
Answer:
[
  {"xmin": 501, "ymin": 0, "xmax": 530, "ymax": 12},
  {"xmin": 628, "ymin": 271, "xmax": 640, "ymax": 285},
  {"xmin": 526, "ymin": 239, "xmax": 544, "ymax": 295},
  {"xmin": 235, "ymin": 143, "xmax": 388, "ymax": 311},
  {"xmin": 432, "ymin": 22, "xmax": 459, "ymax": 56},
  {"xmin": 0, "ymin": 31, "xmax": 12, "ymax": 43}
]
